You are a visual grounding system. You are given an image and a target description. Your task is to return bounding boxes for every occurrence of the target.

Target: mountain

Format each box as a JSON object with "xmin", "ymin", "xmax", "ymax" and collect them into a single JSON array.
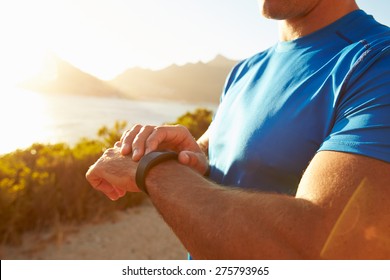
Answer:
[
  {"xmin": 22, "ymin": 55, "xmax": 124, "ymax": 98},
  {"xmin": 111, "ymin": 55, "xmax": 237, "ymax": 104},
  {"xmin": 21, "ymin": 54, "xmax": 238, "ymax": 103}
]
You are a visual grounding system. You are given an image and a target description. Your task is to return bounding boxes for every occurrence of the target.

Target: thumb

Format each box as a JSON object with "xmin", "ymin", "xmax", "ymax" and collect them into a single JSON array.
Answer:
[{"xmin": 178, "ymin": 151, "xmax": 209, "ymax": 175}]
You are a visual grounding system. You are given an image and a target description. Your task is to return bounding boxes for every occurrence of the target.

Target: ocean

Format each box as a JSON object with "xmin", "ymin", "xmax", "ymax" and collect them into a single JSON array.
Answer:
[{"xmin": 0, "ymin": 87, "xmax": 216, "ymax": 155}]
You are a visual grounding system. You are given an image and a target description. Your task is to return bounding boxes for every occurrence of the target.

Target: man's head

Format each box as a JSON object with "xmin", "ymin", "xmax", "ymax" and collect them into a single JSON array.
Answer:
[
  {"xmin": 257, "ymin": 0, "xmax": 358, "ymax": 20},
  {"xmin": 258, "ymin": 0, "xmax": 322, "ymax": 20},
  {"xmin": 257, "ymin": 0, "xmax": 359, "ymax": 40}
]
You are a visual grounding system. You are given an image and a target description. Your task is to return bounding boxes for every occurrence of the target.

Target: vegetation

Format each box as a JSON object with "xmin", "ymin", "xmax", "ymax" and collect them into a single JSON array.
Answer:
[
  {"xmin": 167, "ymin": 108, "xmax": 213, "ymax": 139},
  {"xmin": 0, "ymin": 120, "xmax": 144, "ymax": 245},
  {"xmin": 0, "ymin": 108, "xmax": 212, "ymax": 245}
]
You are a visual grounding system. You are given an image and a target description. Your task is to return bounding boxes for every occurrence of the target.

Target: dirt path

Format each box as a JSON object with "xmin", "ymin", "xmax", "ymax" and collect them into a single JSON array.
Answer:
[{"xmin": 1, "ymin": 199, "xmax": 187, "ymax": 260}]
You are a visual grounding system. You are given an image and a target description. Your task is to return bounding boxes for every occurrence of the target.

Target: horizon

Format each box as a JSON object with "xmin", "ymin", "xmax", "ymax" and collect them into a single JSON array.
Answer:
[
  {"xmin": 66, "ymin": 53, "xmax": 237, "ymax": 80},
  {"xmin": 0, "ymin": 0, "xmax": 389, "ymax": 84}
]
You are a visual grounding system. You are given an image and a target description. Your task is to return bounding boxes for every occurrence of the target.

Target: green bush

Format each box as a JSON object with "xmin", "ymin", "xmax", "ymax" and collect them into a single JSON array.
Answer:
[
  {"xmin": 0, "ymin": 108, "xmax": 213, "ymax": 245},
  {"xmin": 0, "ymin": 121, "xmax": 145, "ymax": 245},
  {"xmin": 167, "ymin": 108, "xmax": 213, "ymax": 139}
]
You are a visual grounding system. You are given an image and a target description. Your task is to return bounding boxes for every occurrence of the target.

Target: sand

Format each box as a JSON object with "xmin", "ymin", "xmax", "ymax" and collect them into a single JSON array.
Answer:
[{"xmin": 0, "ymin": 199, "xmax": 187, "ymax": 260}]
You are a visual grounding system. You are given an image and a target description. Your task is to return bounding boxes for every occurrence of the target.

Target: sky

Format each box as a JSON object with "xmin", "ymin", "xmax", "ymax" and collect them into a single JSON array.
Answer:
[{"xmin": 0, "ymin": 0, "xmax": 389, "ymax": 82}]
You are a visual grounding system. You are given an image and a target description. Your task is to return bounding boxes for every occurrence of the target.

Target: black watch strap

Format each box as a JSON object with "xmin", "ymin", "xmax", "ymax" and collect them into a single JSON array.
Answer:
[{"xmin": 135, "ymin": 151, "xmax": 178, "ymax": 195}]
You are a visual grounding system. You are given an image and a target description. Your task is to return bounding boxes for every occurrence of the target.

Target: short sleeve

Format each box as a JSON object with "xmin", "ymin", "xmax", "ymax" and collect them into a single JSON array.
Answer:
[{"xmin": 319, "ymin": 45, "xmax": 390, "ymax": 163}]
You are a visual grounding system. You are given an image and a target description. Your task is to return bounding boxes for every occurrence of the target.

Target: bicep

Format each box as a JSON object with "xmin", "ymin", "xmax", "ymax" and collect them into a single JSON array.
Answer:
[{"xmin": 296, "ymin": 151, "xmax": 390, "ymax": 258}]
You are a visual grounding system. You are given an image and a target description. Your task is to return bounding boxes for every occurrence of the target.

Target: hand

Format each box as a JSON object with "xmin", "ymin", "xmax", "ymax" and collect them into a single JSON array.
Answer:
[
  {"xmin": 85, "ymin": 145, "xmax": 140, "ymax": 201},
  {"xmin": 120, "ymin": 124, "xmax": 209, "ymax": 175}
]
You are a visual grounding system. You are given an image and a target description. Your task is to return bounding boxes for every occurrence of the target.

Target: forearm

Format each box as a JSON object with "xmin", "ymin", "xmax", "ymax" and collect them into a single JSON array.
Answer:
[{"xmin": 145, "ymin": 161, "xmax": 326, "ymax": 259}]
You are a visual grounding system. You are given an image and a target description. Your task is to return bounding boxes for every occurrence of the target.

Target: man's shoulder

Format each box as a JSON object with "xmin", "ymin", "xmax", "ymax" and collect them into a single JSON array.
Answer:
[
  {"xmin": 342, "ymin": 12, "xmax": 390, "ymax": 54},
  {"xmin": 237, "ymin": 48, "xmax": 273, "ymax": 67},
  {"xmin": 228, "ymin": 47, "xmax": 274, "ymax": 77},
  {"xmin": 360, "ymin": 27, "xmax": 390, "ymax": 51},
  {"xmin": 222, "ymin": 47, "xmax": 274, "ymax": 92},
  {"xmin": 334, "ymin": 28, "xmax": 390, "ymax": 78}
]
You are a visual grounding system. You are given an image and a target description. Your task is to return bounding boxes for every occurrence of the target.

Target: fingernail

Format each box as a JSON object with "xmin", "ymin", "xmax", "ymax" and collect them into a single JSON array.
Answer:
[
  {"xmin": 179, "ymin": 152, "xmax": 190, "ymax": 164},
  {"xmin": 183, "ymin": 153, "xmax": 190, "ymax": 162}
]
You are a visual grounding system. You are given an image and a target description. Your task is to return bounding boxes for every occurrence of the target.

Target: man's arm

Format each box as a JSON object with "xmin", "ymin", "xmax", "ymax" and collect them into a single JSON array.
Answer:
[
  {"xmin": 86, "ymin": 130, "xmax": 390, "ymax": 258},
  {"xmin": 144, "ymin": 150, "xmax": 390, "ymax": 259}
]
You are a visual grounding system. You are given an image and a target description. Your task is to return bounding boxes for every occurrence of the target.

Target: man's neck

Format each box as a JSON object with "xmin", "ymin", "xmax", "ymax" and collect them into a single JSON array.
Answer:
[{"xmin": 279, "ymin": 1, "xmax": 359, "ymax": 41}]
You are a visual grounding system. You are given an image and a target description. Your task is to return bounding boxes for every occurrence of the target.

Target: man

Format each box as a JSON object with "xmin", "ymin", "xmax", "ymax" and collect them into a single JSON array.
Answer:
[{"xmin": 86, "ymin": 0, "xmax": 390, "ymax": 259}]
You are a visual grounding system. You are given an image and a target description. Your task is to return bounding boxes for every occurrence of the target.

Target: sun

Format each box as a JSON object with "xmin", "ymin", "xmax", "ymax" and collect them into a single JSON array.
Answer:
[
  {"xmin": 0, "ymin": 86, "xmax": 49, "ymax": 155},
  {"xmin": 0, "ymin": 46, "xmax": 50, "ymax": 87},
  {"xmin": 0, "ymin": 1, "xmax": 54, "ymax": 87}
]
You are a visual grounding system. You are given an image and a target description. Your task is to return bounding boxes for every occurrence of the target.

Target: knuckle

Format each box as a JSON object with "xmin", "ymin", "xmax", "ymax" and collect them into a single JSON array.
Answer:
[
  {"xmin": 131, "ymin": 124, "xmax": 143, "ymax": 131},
  {"xmin": 85, "ymin": 171, "xmax": 92, "ymax": 181},
  {"xmin": 175, "ymin": 124, "xmax": 190, "ymax": 134},
  {"xmin": 153, "ymin": 126, "xmax": 165, "ymax": 134},
  {"xmin": 145, "ymin": 137, "xmax": 158, "ymax": 148},
  {"xmin": 154, "ymin": 126, "xmax": 166, "ymax": 132},
  {"xmin": 103, "ymin": 147, "xmax": 116, "ymax": 156},
  {"xmin": 152, "ymin": 126, "xmax": 168, "ymax": 141},
  {"xmin": 105, "ymin": 147, "xmax": 115, "ymax": 153},
  {"xmin": 175, "ymin": 124, "xmax": 186, "ymax": 130},
  {"xmin": 132, "ymin": 136, "xmax": 142, "ymax": 147},
  {"xmin": 141, "ymin": 125, "xmax": 155, "ymax": 132},
  {"xmin": 120, "ymin": 130, "xmax": 129, "ymax": 141},
  {"xmin": 121, "ymin": 131, "xmax": 130, "ymax": 141},
  {"xmin": 122, "ymin": 124, "xmax": 143, "ymax": 142}
]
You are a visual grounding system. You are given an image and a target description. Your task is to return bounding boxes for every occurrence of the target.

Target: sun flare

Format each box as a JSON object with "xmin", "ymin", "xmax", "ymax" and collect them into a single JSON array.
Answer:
[
  {"xmin": 0, "ymin": 3, "xmax": 43, "ymax": 85},
  {"xmin": 0, "ymin": 87, "xmax": 49, "ymax": 155},
  {"xmin": 0, "ymin": 50, "xmax": 50, "ymax": 87}
]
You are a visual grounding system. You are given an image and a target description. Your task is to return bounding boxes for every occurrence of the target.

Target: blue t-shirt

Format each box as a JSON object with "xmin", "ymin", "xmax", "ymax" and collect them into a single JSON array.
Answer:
[{"xmin": 208, "ymin": 10, "xmax": 390, "ymax": 195}]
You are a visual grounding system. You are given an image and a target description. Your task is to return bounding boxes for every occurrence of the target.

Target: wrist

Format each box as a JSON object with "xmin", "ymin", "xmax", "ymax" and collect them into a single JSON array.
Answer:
[
  {"xmin": 135, "ymin": 151, "xmax": 178, "ymax": 195},
  {"xmin": 145, "ymin": 160, "xmax": 180, "ymax": 194}
]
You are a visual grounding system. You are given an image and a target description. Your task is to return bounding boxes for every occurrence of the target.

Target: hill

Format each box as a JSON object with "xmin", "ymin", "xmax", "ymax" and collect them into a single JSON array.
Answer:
[
  {"xmin": 111, "ymin": 55, "xmax": 237, "ymax": 104},
  {"xmin": 21, "ymin": 54, "xmax": 238, "ymax": 103},
  {"xmin": 22, "ymin": 55, "xmax": 124, "ymax": 98}
]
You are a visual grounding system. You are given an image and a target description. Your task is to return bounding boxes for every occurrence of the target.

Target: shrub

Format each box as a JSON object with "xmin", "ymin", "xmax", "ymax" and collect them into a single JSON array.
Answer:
[
  {"xmin": 167, "ymin": 108, "xmax": 213, "ymax": 139},
  {"xmin": 0, "ymin": 121, "xmax": 145, "ymax": 245},
  {"xmin": 0, "ymin": 108, "xmax": 213, "ymax": 245}
]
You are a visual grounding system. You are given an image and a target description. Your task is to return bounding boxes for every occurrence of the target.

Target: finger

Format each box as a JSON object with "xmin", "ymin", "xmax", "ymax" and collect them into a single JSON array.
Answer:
[
  {"xmin": 144, "ymin": 125, "xmax": 194, "ymax": 154},
  {"xmin": 144, "ymin": 127, "xmax": 168, "ymax": 154},
  {"xmin": 102, "ymin": 147, "xmax": 117, "ymax": 157},
  {"xmin": 86, "ymin": 154, "xmax": 132, "ymax": 200},
  {"xmin": 120, "ymin": 126, "xmax": 137, "ymax": 142},
  {"xmin": 105, "ymin": 186, "xmax": 126, "ymax": 201},
  {"xmin": 112, "ymin": 185, "xmax": 126, "ymax": 198},
  {"xmin": 94, "ymin": 178, "xmax": 114, "ymax": 193},
  {"xmin": 85, "ymin": 165, "xmax": 103, "ymax": 188},
  {"xmin": 121, "ymin": 125, "xmax": 143, "ymax": 155},
  {"xmin": 132, "ymin": 125, "xmax": 156, "ymax": 161},
  {"xmin": 92, "ymin": 179, "xmax": 122, "ymax": 200},
  {"xmin": 86, "ymin": 175, "xmax": 116, "ymax": 199},
  {"xmin": 178, "ymin": 151, "xmax": 209, "ymax": 175},
  {"xmin": 105, "ymin": 188, "xmax": 121, "ymax": 201}
]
